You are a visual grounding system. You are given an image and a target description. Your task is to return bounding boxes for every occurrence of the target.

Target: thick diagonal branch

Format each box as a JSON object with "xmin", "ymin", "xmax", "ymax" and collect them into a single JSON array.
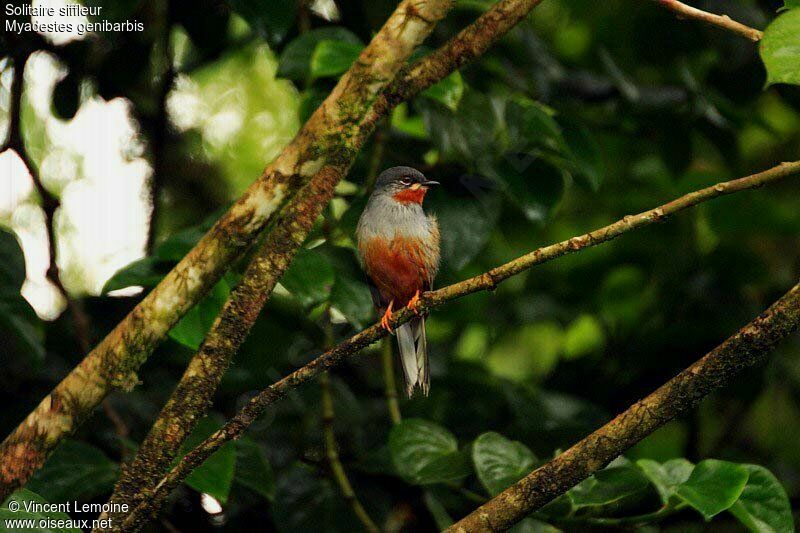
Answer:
[
  {"xmin": 102, "ymin": 0, "xmax": 548, "ymax": 520},
  {"xmin": 0, "ymin": 0, "xmax": 453, "ymax": 497},
  {"xmin": 448, "ymin": 281, "xmax": 800, "ymax": 531},
  {"xmin": 119, "ymin": 161, "xmax": 800, "ymax": 530},
  {"xmin": 652, "ymin": 0, "xmax": 763, "ymax": 41}
]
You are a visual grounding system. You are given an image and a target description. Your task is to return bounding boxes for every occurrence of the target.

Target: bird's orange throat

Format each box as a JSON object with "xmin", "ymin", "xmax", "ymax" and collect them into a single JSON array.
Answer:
[{"xmin": 392, "ymin": 188, "xmax": 428, "ymax": 205}]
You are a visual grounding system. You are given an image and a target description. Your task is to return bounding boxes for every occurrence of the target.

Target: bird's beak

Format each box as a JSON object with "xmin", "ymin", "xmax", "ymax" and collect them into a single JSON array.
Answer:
[{"xmin": 422, "ymin": 179, "xmax": 440, "ymax": 187}]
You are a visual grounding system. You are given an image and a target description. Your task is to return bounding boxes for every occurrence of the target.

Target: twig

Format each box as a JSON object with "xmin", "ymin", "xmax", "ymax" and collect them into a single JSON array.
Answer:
[
  {"xmin": 118, "ymin": 160, "xmax": 800, "ymax": 530},
  {"xmin": 381, "ymin": 339, "xmax": 402, "ymax": 425},
  {"xmin": 652, "ymin": 0, "xmax": 763, "ymax": 42},
  {"xmin": 320, "ymin": 372, "xmax": 380, "ymax": 533},
  {"xmin": 448, "ymin": 281, "xmax": 800, "ymax": 531}
]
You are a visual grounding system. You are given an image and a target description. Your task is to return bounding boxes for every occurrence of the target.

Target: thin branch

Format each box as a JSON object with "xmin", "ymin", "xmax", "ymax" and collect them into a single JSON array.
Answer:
[
  {"xmin": 449, "ymin": 282, "xmax": 800, "ymax": 531},
  {"xmin": 652, "ymin": 0, "xmax": 763, "ymax": 42},
  {"xmin": 320, "ymin": 372, "xmax": 380, "ymax": 533},
  {"xmin": 0, "ymin": 0, "xmax": 454, "ymax": 498},
  {"xmin": 119, "ymin": 161, "xmax": 800, "ymax": 530},
  {"xmin": 102, "ymin": 0, "xmax": 552, "ymax": 520},
  {"xmin": 382, "ymin": 339, "xmax": 402, "ymax": 425}
]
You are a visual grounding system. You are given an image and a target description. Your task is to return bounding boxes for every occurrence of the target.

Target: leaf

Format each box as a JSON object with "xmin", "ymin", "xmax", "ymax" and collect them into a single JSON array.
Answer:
[
  {"xmin": 102, "ymin": 257, "xmax": 167, "ymax": 292},
  {"xmin": 178, "ymin": 418, "xmax": 237, "ymax": 504},
  {"xmin": 505, "ymin": 99, "xmax": 564, "ymax": 153},
  {"xmin": 1, "ymin": 489, "xmax": 81, "ymax": 532},
  {"xmin": 489, "ymin": 157, "xmax": 565, "ymax": 224},
  {"xmin": 277, "ymin": 28, "xmax": 361, "ymax": 81},
  {"xmin": 784, "ymin": 0, "xmax": 800, "ymax": 8},
  {"xmin": 235, "ymin": 438, "xmax": 275, "ymax": 501},
  {"xmin": 421, "ymin": 71, "xmax": 465, "ymax": 111},
  {"xmin": 280, "ymin": 248, "xmax": 336, "ymax": 307},
  {"xmin": 760, "ymin": 9, "xmax": 800, "ymax": 86},
  {"xmin": 0, "ymin": 229, "xmax": 26, "ymax": 296},
  {"xmin": 434, "ymin": 192, "xmax": 500, "ymax": 272},
  {"xmin": 562, "ymin": 314, "xmax": 605, "ymax": 360},
  {"xmin": 636, "ymin": 458, "xmax": 694, "ymax": 504},
  {"xmin": 169, "ymin": 278, "xmax": 231, "ymax": 349},
  {"xmin": 329, "ymin": 275, "xmax": 373, "ymax": 328},
  {"xmin": 25, "ymin": 441, "xmax": 119, "ymax": 503},
  {"xmin": 675, "ymin": 459, "xmax": 749, "ymax": 520},
  {"xmin": 561, "ymin": 121, "xmax": 604, "ymax": 191},
  {"xmin": 729, "ymin": 465, "xmax": 793, "ymax": 533},
  {"xmin": 423, "ymin": 491, "xmax": 453, "ymax": 529},
  {"xmin": 229, "ymin": 0, "xmax": 297, "ymax": 45},
  {"xmin": 472, "ymin": 432, "xmax": 537, "ymax": 496},
  {"xmin": 310, "ymin": 40, "xmax": 364, "ymax": 79},
  {"xmin": 568, "ymin": 465, "xmax": 651, "ymax": 508},
  {"xmin": 389, "ymin": 419, "xmax": 471, "ymax": 485}
]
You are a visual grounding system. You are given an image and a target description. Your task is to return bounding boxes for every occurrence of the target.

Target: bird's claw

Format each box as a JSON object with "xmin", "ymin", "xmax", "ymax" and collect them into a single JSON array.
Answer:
[
  {"xmin": 406, "ymin": 291, "xmax": 421, "ymax": 315},
  {"xmin": 380, "ymin": 301, "xmax": 394, "ymax": 333}
]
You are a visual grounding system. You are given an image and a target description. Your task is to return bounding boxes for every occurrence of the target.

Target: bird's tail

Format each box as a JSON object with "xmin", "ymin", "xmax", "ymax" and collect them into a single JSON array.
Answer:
[{"xmin": 396, "ymin": 316, "xmax": 429, "ymax": 398}]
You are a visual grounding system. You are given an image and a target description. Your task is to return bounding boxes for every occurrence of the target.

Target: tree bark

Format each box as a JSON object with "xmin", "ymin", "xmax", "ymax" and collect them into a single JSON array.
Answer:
[
  {"xmin": 116, "ymin": 160, "xmax": 800, "ymax": 530},
  {"xmin": 448, "ymin": 281, "xmax": 800, "ymax": 531}
]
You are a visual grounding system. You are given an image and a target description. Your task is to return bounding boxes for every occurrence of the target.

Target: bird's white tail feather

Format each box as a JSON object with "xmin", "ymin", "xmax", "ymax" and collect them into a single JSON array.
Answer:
[{"xmin": 397, "ymin": 317, "xmax": 429, "ymax": 397}]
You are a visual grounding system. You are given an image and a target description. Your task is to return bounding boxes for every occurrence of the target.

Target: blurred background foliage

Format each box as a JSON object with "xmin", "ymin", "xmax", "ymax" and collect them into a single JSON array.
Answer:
[{"xmin": 2, "ymin": 0, "xmax": 800, "ymax": 531}]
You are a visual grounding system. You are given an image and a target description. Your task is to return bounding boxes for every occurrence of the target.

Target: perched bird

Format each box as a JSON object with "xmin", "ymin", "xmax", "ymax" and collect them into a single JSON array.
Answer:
[{"xmin": 357, "ymin": 167, "xmax": 441, "ymax": 397}]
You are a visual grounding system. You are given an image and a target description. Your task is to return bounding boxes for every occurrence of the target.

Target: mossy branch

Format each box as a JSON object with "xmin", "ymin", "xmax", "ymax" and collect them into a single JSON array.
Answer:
[
  {"xmin": 448, "ymin": 281, "xmax": 800, "ymax": 531},
  {"xmin": 117, "ymin": 161, "xmax": 800, "ymax": 530},
  {"xmin": 0, "ymin": 0, "xmax": 454, "ymax": 499}
]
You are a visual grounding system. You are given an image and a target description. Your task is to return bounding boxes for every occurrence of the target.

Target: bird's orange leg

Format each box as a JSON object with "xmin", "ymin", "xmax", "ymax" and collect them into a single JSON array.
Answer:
[
  {"xmin": 406, "ymin": 290, "xmax": 421, "ymax": 315},
  {"xmin": 380, "ymin": 300, "xmax": 395, "ymax": 333}
]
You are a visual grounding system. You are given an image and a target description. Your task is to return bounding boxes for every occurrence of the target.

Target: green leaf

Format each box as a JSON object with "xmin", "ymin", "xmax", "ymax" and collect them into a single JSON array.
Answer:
[
  {"xmin": 421, "ymin": 71, "xmax": 465, "ymax": 111},
  {"xmin": 178, "ymin": 418, "xmax": 236, "ymax": 504},
  {"xmin": 729, "ymin": 465, "xmax": 793, "ymax": 533},
  {"xmin": 102, "ymin": 257, "xmax": 166, "ymax": 292},
  {"xmin": 1, "ymin": 489, "xmax": 81, "ymax": 532},
  {"xmin": 760, "ymin": 9, "xmax": 800, "ymax": 86},
  {"xmin": 169, "ymin": 278, "xmax": 231, "ymax": 349},
  {"xmin": 636, "ymin": 458, "xmax": 694, "ymax": 504},
  {"xmin": 329, "ymin": 275, "xmax": 373, "ymax": 328},
  {"xmin": 784, "ymin": 0, "xmax": 800, "ymax": 8},
  {"xmin": 472, "ymin": 432, "xmax": 537, "ymax": 496},
  {"xmin": 280, "ymin": 248, "xmax": 336, "ymax": 307},
  {"xmin": 25, "ymin": 440, "xmax": 119, "ymax": 503},
  {"xmin": 235, "ymin": 438, "xmax": 275, "ymax": 501},
  {"xmin": 568, "ymin": 465, "xmax": 651, "ymax": 508},
  {"xmin": 277, "ymin": 28, "xmax": 361, "ymax": 81},
  {"xmin": 389, "ymin": 419, "xmax": 471, "ymax": 485},
  {"xmin": 505, "ymin": 99, "xmax": 564, "ymax": 152},
  {"xmin": 310, "ymin": 40, "xmax": 364, "ymax": 79},
  {"xmin": 562, "ymin": 314, "xmax": 606, "ymax": 360},
  {"xmin": 0, "ymin": 229, "xmax": 26, "ymax": 296},
  {"xmin": 490, "ymin": 157, "xmax": 565, "ymax": 223},
  {"xmin": 675, "ymin": 459, "xmax": 749, "ymax": 520},
  {"xmin": 423, "ymin": 491, "xmax": 453, "ymax": 529},
  {"xmin": 561, "ymin": 121, "xmax": 604, "ymax": 191},
  {"xmin": 229, "ymin": 0, "xmax": 297, "ymax": 45}
]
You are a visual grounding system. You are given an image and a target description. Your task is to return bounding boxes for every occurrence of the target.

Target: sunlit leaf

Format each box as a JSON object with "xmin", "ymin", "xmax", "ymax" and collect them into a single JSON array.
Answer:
[
  {"xmin": 760, "ymin": 9, "xmax": 800, "ymax": 86},
  {"xmin": 310, "ymin": 40, "xmax": 364, "ymax": 79},
  {"xmin": 169, "ymin": 278, "xmax": 232, "ymax": 349},
  {"xmin": 636, "ymin": 458, "xmax": 694, "ymax": 504},
  {"xmin": 562, "ymin": 314, "xmax": 605, "ymax": 359},
  {"xmin": 675, "ymin": 459, "xmax": 749, "ymax": 519}
]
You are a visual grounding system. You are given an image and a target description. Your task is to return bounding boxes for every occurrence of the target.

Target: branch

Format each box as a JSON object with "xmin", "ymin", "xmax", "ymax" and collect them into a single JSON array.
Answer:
[
  {"xmin": 652, "ymin": 0, "xmax": 763, "ymax": 42},
  {"xmin": 119, "ymin": 161, "xmax": 800, "ymax": 529},
  {"xmin": 320, "ymin": 372, "xmax": 380, "ymax": 533},
  {"xmin": 0, "ymin": 0, "xmax": 454, "ymax": 497},
  {"xmin": 103, "ymin": 0, "xmax": 551, "ymax": 520},
  {"xmin": 449, "ymin": 281, "xmax": 800, "ymax": 531}
]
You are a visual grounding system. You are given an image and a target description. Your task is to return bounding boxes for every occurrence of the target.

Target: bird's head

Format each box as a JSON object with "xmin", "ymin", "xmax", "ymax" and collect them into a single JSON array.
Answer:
[{"xmin": 373, "ymin": 166, "xmax": 439, "ymax": 205}]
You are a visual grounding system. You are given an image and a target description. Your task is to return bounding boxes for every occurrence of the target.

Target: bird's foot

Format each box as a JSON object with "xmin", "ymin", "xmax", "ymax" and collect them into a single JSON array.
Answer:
[
  {"xmin": 380, "ymin": 301, "xmax": 394, "ymax": 333},
  {"xmin": 406, "ymin": 290, "xmax": 421, "ymax": 315}
]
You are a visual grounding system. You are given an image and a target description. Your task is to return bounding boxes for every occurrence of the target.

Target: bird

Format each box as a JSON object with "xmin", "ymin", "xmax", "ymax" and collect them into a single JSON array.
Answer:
[{"xmin": 356, "ymin": 167, "xmax": 441, "ymax": 397}]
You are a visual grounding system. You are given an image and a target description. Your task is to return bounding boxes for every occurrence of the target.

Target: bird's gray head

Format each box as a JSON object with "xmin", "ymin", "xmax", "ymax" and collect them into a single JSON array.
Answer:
[{"xmin": 373, "ymin": 166, "xmax": 439, "ymax": 204}]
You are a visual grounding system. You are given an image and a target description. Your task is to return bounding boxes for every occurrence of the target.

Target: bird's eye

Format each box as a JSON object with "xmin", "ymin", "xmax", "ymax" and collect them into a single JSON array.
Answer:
[{"xmin": 399, "ymin": 178, "xmax": 413, "ymax": 186}]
